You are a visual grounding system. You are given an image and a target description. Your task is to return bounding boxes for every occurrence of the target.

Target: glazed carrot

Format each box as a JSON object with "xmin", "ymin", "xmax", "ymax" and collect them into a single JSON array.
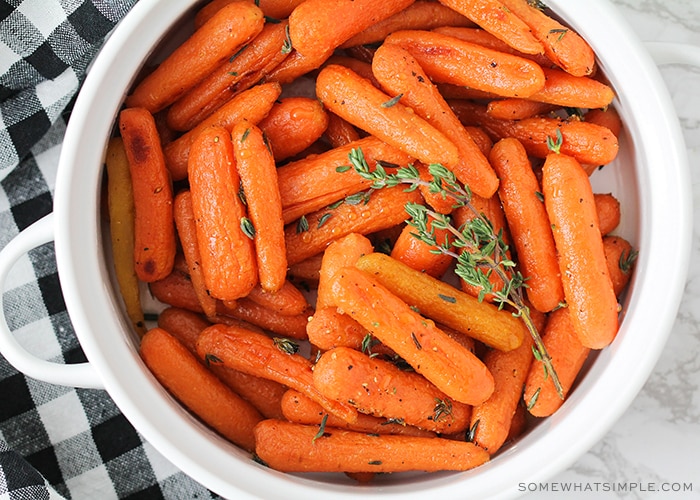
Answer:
[
  {"xmin": 149, "ymin": 267, "xmax": 206, "ymax": 312},
  {"xmin": 166, "ymin": 21, "xmax": 291, "ymax": 132},
  {"xmin": 595, "ymin": 193, "xmax": 621, "ymax": 236},
  {"xmin": 287, "ymin": 253, "xmax": 323, "ymax": 284},
  {"xmin": 390, "ymin": 220, "xmax": 453, "ymax": 278},
  {"xmin": 489, "ymin": 138, "xmax": 564, "ymax": 313},
  {"xmin": 436, "ymin": 0, "xmax": 544, "ymax": 55},
  {"xmin": 500, "ymin": 0, "xmax": 596, "ymax": 77},
  {"xmin": 486, "ymin": 99, "xmax": 559, "ymax": 120},
  {"xmin": 118, "ymin": 107, "xmax": 176, "ymax": 283},
  {"xmin": 208, "ymin": 364, "xmax": 288, "ymax": 420},
  {"xmin": 523, "ymin": 307, "xmax": 590, "ymax": 417},
  {"xmin": 277, "ymin": 136, "xmax": 413, "ymax": 224},
  {"xmin": 449, "ymin": 100, "xmax": 619, "ymax": 166},
  {"xmin": 105, "ymin": 137, "xmax": 146, "ymax": 336},
  {"xmin": 340, "ymin": 1, "xmax": 474, "ymax": 48},
  {"xmin": 196, "ymin": 323, "xmax": 358, "ymax": 423},
  {"xmin": 371, "ymin": 43, "xmax": 499, "ymax": 198},
  {"xmin": 505, "ymin": 399, "xmax": 527, "ymax": 442},
  {"xmin": 157, "ymin": 307, "xmax": 211, "ymax": 354},
  {"xmin": 140, "ymin": 327, "xmax": 263, "ymax": 451},
  {"xmin": 126, "ymin": 2, "xmax": 264, "ymax": 113},
  {"xmin": 164, "ymin": 81, "xmax": 282, "ymax": 180},
  {"xmin": 281, "ymin": 390, "xmax": 436, "ymax": 437},
  {"xmin": 465, "ymin": 126, "xmax": 494, "ymax": 156},
  {"xmin": 542, "ymin": 153, "xmax": 619, "ymax": 349},
  {"xmin": 195, "ymin": 0, "xmax": 305, "ymax": 27},
  {"xmin": 324, "ymin": 112, "xmax": 361, "ymax": 148},
  {"xmin": 384, "ymin": 30, "xmax": 545, "ymax": 98},
  {"xmin": 265, "ymin": 50, "xmax": 330, "ymax": 85},
  {"xmin": 188, "ymin": 126, "xmax": 258, "ymax": 301},
  {"xmin": 354, "ymin": 252, "xmax": 527, "ymax": 352},
  {"xmin": 254, "ymin": 419, "xmax": 491, "ymax": 473},
  {"xmin": 317, "ymin": 233, "xmax": 374, "ymax": 309},
  {"xmin": 232, "ymin": 121, "xmax": 286, "ymax": 292},
  {"xmin": 523, "ymin": 67, "xmax": 615, "ymax": 109},
  {"xmin": 316, "ymin": 64, "xmax": 460, "ymax": 169},
  {"xmin": 603, "ymin": 235, "xmax": 637, "ymax": 297},
  {"xmin": 221, "ymin": 298, "xmax": 311, "ymax": 340},
  {"xmin": 330, "ymin": 265, "xmax": 495, "ymax": 405},
  {"xmin": 173, "ymin": 191, "xmax": 218, "ymax": 317},
  {"xmin": 585, "ymin": 107, "xmax": 623, "ymax": 138},
  {"xmin": 245, "ymin": 280, "xmax": 309, "ymax": 316},
  {"xmin": 285, "ymin": 185, "xmax": 423, "ymax": 266},
  {"xmin": 415, "ymin": 163, "xmax": 457, "ymax": 215},
  {"xmin": 323, "ymin": 55, "xmax": 382, "ymax": 89},
  {"xmin": 306, "ymin": 306, "xmax": 393, "ymax": 354},
  {"xmin": 257, "ymin": 97, "xmax": 329, "ymax": 162},
  {"xmin": 315, "ymin": 347, "xmax": 472, "ymax": 434}
]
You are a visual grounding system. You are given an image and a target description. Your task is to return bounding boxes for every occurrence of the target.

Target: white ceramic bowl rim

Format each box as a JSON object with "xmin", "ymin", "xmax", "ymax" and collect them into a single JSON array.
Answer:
[{"xmin": 46, "ymin": 0, "xmax": 693, "ymax": 499}]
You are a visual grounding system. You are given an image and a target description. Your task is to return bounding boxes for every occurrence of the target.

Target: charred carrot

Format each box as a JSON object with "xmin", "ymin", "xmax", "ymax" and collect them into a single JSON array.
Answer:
[
  {"xmin": 118, "ymin": 107, "xmax": 176, "ymax": 283},
  {"xmin": 316, "ymin": 64, "xmax": 460, "ymax": 169},
  {"xmin": 126, "ymin": 2, "xmax": 264, "ymax": 113},
  {"xmin": 542, "ymin": 153, "xmax": 619, "ymax": 349},
  {"xmin": 140, "ymin": 327, "xmax": 263, "ymax": 451},
  {"xmin": 196, "ymin": 323, "xmax": 358, "ymax": 423},
  {"xmin": 595, "ymin": 193, "xmax": 621, "ymax": 236},
  {"xmin": 390, "ymin": 220, "xmax": 453, "ymax": 279},
  {"xmin": 188, "ymin": 126, "xmax": 258, "ymax": 301},
  {"xmin": 254, "ymin": 419, "xmax": 491, "ymax": 473}
]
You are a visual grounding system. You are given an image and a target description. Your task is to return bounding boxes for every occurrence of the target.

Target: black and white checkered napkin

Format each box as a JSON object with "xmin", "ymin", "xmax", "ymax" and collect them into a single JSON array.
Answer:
[{"xmin": 1, "ymin": 1, "xmax": 221, "ymax": 498}]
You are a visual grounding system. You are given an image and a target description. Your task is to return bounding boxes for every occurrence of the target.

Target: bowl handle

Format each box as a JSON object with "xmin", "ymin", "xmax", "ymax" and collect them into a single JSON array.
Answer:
[
  {"xmin": 0, "ymin": 214, "xmax": 104, "ymax": 389},
  {"xmin": 645, "ymin": 41, "xmax": 700, "ymax": 68}
]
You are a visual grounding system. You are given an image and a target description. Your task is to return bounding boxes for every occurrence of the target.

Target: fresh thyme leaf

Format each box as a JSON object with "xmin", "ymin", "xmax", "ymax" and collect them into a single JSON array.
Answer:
[
  {"xmin": 535, "ymin": 190, "xmax": 545, "ymax": 202},
  {"xmin": 273, "ymin": 337, "xmax": 299, "ymax": 355},
  {"xmin": 229, "ymin": 44, "xmax": 248, "ymax": 63},
  {"xmin": 381, "ymin": 93, "xmax": 403, "ymax": 108},
  {"xmin": 368, "ymin": 460, "xmax": 383, "ymax": 465},
  {"xmin": 296, "ymin": 215, "xmax": 309, "ymax": 233},
  {"xmin": 238, "ymin": 183, "xmax": 247, "ymax": 205},
  {"xmin": 240, "ymin": 127, "xmax": 251, "ymax": 142},
  {"xmin": 433, "ymin": 398, "xmax": 453, "ymax": 422},
  {"xmin": 438, "ymin": 293, "xmax": 456, "ymax": 303},
  {"xmin": 361, "ymin": 333, "xmax": 379, "ymax": 356},
  {"xmin": 240, "ymin": 217, "xmax": 255, "ymax": 239},
  {"xmin": 466, "ymin": 419, "xmax": 480, "ymax": 442},
  {"xmin": 619, "ymin": 248, "xmax": 639, "ymax": 273},
  {"xmin": 313, "ymin": 414, "xmax": 328, "ymax": 443},
  {"xmin": 549, "ymin": 28, "xmax": 568, "ymax": 41},
  {"xmin": 335, "ymin": 165, "xmax": 352, "ymax": 173},
  {"xmin": 317, "ymin": 212, "xmax": 332, "ymax": 228},
  {"xmin": 327, "ymin": 199, "xmax": 345, "ymax": 210},
  {"xmin": 204, "ymin": 353, "xmax": 223, "ymax": 366},
  {"xmin": 527, "ymin": 387, "xmax": 542, "ymax": 410},
  {"xmin": 546, "ymin": 127, "xmax": 564, "ymax": 154},
  {"xmin": 281, "ymin": 24, "xmax": 292, "ymax": 54},
  {"xmin": 228, "ymin": 71, "xmax": 238, "ymax": 77}
]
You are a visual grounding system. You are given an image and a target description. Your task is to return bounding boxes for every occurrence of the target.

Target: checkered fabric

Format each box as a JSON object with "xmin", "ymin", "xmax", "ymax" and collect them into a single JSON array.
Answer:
[{"xmin": 1, "ymin": 1, "xmax": 221, "ymax": 498}]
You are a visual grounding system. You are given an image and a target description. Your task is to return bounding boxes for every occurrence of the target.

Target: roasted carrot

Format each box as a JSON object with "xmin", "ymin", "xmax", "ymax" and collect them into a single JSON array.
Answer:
[
  {"xmin": 436, "ymin": 0, "xmax": 544, "ymax": 55},
  {"xmin": 164, "ymin": 81, "xmax": 282, "ymax": 180},
  {"xmin": 384, "ymin": 30, "xmax": 545, "ymax": 98},
  {"xmin": 390, "ymin": 220, "xmax": 454, "ymax": 278},
  {"xmin": 486, "ymin": 99, "xmax": 559, "ymax": 120},
  {"xmin": 324, "ymin": 55, "xmax": 381, "ymax": 88},
  {"xmin": 118, "ymin": 107, "xmax": 176, "ymax": 283},
  {"xmin": 371, "ymin": 43, "xmax": 499, "ymax": 198},
  {"xmin": 595, "ymin": 193, "xmax": 621, "ymax": 236},
  {"xmin": 220, "ymin": 298, "xmax": 311, "ymax": 340},
  {"xmin": 354, "ymin": 252, "xmax": 527, "ymax": 352},
  {"xmin": 140, "ymin": 327, "xmax": 263, "ymax": 451},
  {"xmin": 415, "ymin": 162, "xmax": 457, "ymax": 215},
  {"xmin": 285, "ymin": 185, "xmax": 423, "ymax": 266},
  {"xmin": 187, "ymin": 126, "xmax": 258, "ymax": 301},
  {"xmin": 281, "ymin": 390, "xmax": 436, "ymax": 437},
  {"xmin": 324, "ymin": 112, "xmax": 361, "ymax": 148},
  {"xmin": 149, "ymin": 267, "xmax": 207, "ymax": 312},
  {"xmin": 585, "ymin": 107, "xmax": 623, "ymax": 138},
  {"xmin": 195, "ymin": 323, "xmax": 358, "ymax": 423},
  {"xmin": 126, "ymin": 2, "xmax": 264, "ymax": 113},
  {"xmin": 195, "ymin": 0, "xmax": 305, "ymax": 28},
  {"xmin": 315, "ymin": 347, "xmax": 472, "ymax": 434},
  {"xmin": 603, "ymin": 235, "xmax": 636, "ymax": 297},
  {"xmin": 254, "ymin": 419, "xmax": 491, "ymax": 473},
  {"xmin": 166, "ymin": 21, "xmax": 291, "ymax": 132},
  {"xmin": 489, "ymin": 138, "xmax": 564, "ymax": 313},
  {"xmin": 317, "ymin": 233, "xmax": 374, "ymax": 309},
  {"xmin": 329, "ymin": 265, "xmax": 495, "ymax": 405},
  {"xmin": 316, "ymin": 64, "xmax": 460, "ymax": 169},
  {"xmin": 173, "ymin": 190, "xmax": 218, "ymax": 317},
  {"xmin": 287, "ymin": 253, "xmax": 323, "ymax": 284},
  {"xmin": 208, "ymin": 364, "xmax": 288, "ymax": 420},
  {"xmin": 245, "ymin": 280, "xmax": 309, "ymax": 317},
  {"xmin": 157, "ymin": 306, "xmax": 211, "ymax": 355},
  {"xmin": 542, "ymin": 153, "xmax": 619, "ymax": 349},
  {"xmin": 523, "ymin": 67, "xmax": 615, "ymax": 110},
  {"xmin": 232, "ymin": 121, "xmax": 287, "ymax": 292},
  {"xmin": 306, "ymin": 306, "xmax": 384, "ymax": 353},
  {"xmin": 465, "ymin": 126, "xmax": 494, "ymax": 156},
  {"xmin": 500, "ymin": 0, "xmax": 595, "ymax": 77}
]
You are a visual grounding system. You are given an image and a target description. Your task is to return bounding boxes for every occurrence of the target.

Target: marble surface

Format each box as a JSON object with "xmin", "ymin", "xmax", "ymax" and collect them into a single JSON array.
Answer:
[{"xmin": 526, "ymin": 1, "xmax": 700, "ymax": 498}]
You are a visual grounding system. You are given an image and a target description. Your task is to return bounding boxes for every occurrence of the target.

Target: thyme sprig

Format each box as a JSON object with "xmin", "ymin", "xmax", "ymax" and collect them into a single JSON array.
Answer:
[{"xmin": 348, "ymin": 147, "xmax": 564, "ymax": 399}]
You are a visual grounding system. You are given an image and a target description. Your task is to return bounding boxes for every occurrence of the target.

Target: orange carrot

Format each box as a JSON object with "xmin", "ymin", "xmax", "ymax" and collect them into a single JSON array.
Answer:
[
  {"xmin": 196, "ymin": 323, "xmax": 358, "ymax": 423},
  {"xmin": 324, "ymin": 55, "xmax": 381, "ymax": 88},
  {"xmin": 415, "ymin": 162, "xmax": 457, "ymax": 215},
  {"xmin": 287, "ymin": 253, "xmax": 323, "ymax": 284},
  {"xmin": 542, "ymin": 153, "xmax": 619, "ymax": 349},
  {"xmin": 316, "ymin": 64, "xmax": 460, "ymax": 169},
  {"xmin": 585, "ymin": 107, "xmax": 622, "ymax": 138},
  {"xmin": 118, "ymin": 107, "xmax": 176, "ymax": 283},
  {"xmin": 195, "ymin": 0, "xmax": 305, "ymax": 28},
  {"xmin": 465, "ymin": 126, "xmax": 494, "ymax": 156},
  {"xmin": 486, "ymin": 99, "xmax": 559, "ymax": 120},
  {"xmin": 220, "ymin": 298, "xmax": 311, "ymax": 340},
  {"xmin": 384, "ymin": 30, "xmax": 545, "ymax": 98},
  {"xmin": 126, "ymin": 2, "xmax": 264, "ymax": 113},
  {"xmin": 285, "ymin": 185, "xmax": 423, "ymax": 266},
  {"xmin": 317, "ymin": 233, "xmax": 374, "ymax": 309},
  {"xmin": 329, "ymin": 265, "xmax": 495, "ymax": 405},
  {"xmin": 595, "ymin": 193, "xmax": 621, "ymax": 236},
  {"xmin": 173, "ymin": 190, "xmax": 218, "ymax": 317},
  {"xmin": 149, "ymin": 267, "xmax": 207, "ymax": 312},
  {"xmin": 436, "ymin": 0, "xmax": 544, "ymax": 55},
  {"xmin": 489, "ymin": 138, "xmax": 564, "ymax": 313},
  {"xmin": 164, "ymin": 81, "xmax": 282, "ymax": 180},
  {"xmin": 245, "ymin": 280, "xmax": 309, "ymax": 316},
  {"xmin": 314, "ymin": 347, "xmax": 472, "ymax": 434},
  {"xmin": 371, "ymin": 42, "xmax": 499, "ymax": 198},
  {"xmin": 188, "ymin": 126, "xmax": 258, "ymax": 301},
  {"xmin": 253, "ymin": 419, "xmax": 491, "ymax": 473},
  {"xmin": 157, "ymin": 307, "xmax": 211, "ymax": 354},
  {"xmin": 390, "ymin": 220, "xmax": 454, "ymax": 278},
  {"xmin": 140, "ymin": 327, "xmax": 263, "ymax": 451},
  {"xmin": 306, "ymin": 306, "xmax": 393, "ymax": 355},
  {"xmin": 232, "ymin": 121, "xmax": 286, "ymax": 292},
  {"xmin": 324, "ymin": 112, "xmax": 361, "ymax": 148},
  {"xmin": 208, "ymin": 364, "xmax": 288, "ymax": 420},
  {"xmin": 602, "ymin": 235, "xmax": 636, "ymax": 297},
  {"xmin": 523, "ymin": 67, "xmax": 615, "ymax": 109}
]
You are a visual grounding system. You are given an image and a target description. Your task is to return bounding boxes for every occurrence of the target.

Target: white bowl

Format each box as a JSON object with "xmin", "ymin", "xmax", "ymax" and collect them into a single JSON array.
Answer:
[{"xmin": 0, "ymin": 0, "xmax": 694, "ymax": 499}]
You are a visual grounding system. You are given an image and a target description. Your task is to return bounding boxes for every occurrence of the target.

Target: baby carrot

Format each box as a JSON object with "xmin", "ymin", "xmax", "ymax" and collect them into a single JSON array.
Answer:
[
  {"xmin": 317, "ymin": 233, "xmax": 375, "ymax": 309},
  {"xmin": 390, "ymin": 220, "xmax": 454, "ymax": 279},
  {"xmin": 316, "ymin": 64, "xmax": 460, "ymax": 169},
  {"xmin": 595, "ymin": 193, "xmax": 621, "ymax": 236},
  {"xmin": 208, "ymin": 364, "xmax": 288, "ymax": 420},
  {"xmin": 126, "ymin": 2, "xmax": 264, "ymax": 113},
  {"xmin": 585, "ymin": 107, "xmax": 623, "ymax": 138},
  {"xmin": 188, "ymin": 126, "xmax": 258, "ymax": 301},
  {"xmin": 314, "ymin": 346, "xmax": 472, "ymax": 434},
  {"xmin": 232, "ymin": 121, "xmax": 286, "ymax": 292},
  {"xmin": 140, "ymin": 327, "xmax": 263, "ymax": 451},
  {"xmin": 486, "ymin": 99, "xmax": 559, "ymax": 120},
  {"xmin": 524, "ymin": 67, "xmax": 615, "ymax": 110},
  {"xmin": 220, "ymin": 298, "xmax": 311, "ymax": 340},
  {"xmin": 306, "ymin": 306, "xmax": 391, "ymax": 355},
  {"xmin": 253, "ymin": 419, "xmax": 491, "ymax": 473},
  {"xmin": 287, "ymin": 253, "xmax": 323, "ymax": 285},
  {"xmin": 542, "ymin": 153, "xmax": 619, "ymax": 349},
  {"xmin": 118, "ymin": 107, "xmax": 176, "ymax": 283},
  {"xmin": 603, "ymin": 235, "xmax": 637, "ymax": 297},
  {"xmin": 489, "ymin": 138, "xmax": 564, "ymax": 313},
  {"xmin": 245, "ymin": 280, "xmax": 309, "ymax": 317},
  {"xmin": 156, "ymin": 306, "xmax": 210, "ymax": 355},
  {"xmin": 329, "ymin": 265, "xmax": 495, "ymax": 405},
  {"xmin": 195, "ymin": 323, "xmax": 358, "ymax": 423},
  {"xmin": 194, "ymin": 0, "xmax": 304, "ymax": 30},
  {"xmin": 324, "ymin": 112, "xmax": 361, "ymax": 148}
]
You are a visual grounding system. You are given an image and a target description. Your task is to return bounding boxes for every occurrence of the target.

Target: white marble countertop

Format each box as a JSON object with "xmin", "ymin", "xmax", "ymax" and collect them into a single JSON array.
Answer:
[{"xmin": 526, "ymin": 1, "xmax": 700, "ymax": 498}]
